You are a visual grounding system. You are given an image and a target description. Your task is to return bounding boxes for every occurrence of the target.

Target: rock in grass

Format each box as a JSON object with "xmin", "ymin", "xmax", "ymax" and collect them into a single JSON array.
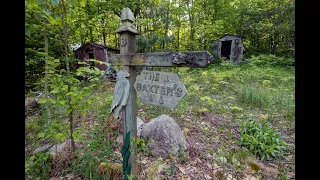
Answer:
[
  {"xmin": 33, "ymin": 144, "xmax": 53, "ymax": 154},
  {"xmin": 49, "ymin": 142, "xmax": 68, "ymax": 157},
  {"xmin": 219, "ymin": 156, "xmax": 227, "ymax": 163},
  {"xmin": 141, "ymin": 114, "xmax": 187, "ymax": 158},
  {"xmin": 226, "ymin": 163, "xmax": 232, "ymax": 169},
  {"xmin": 116, "ymin": 134, "xmax": 123, "ymax": 144},
  {"xmin": 227, "ymin": 174, "xmax": 233, "ymax": 180},
  {"xmin": 232, "ymin": 157, "xmax": 241, "ymax": 166}
]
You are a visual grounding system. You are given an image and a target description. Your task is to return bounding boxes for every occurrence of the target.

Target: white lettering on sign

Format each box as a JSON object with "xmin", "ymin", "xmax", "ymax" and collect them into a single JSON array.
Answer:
[{"xmin": 134, "ymin": 70, "xmax": 187, "ymax": 109}]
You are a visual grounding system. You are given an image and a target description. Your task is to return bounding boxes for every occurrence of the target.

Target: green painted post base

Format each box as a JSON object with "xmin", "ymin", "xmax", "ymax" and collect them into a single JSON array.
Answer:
[{"xmin": 122, "ymin": 131, "xmax": 131, "ymax": 180}]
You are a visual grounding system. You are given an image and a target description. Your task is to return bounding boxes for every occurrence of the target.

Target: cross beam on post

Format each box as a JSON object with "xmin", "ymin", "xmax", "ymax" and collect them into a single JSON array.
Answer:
[
  {"xmin": 109, "ymin": 51, "xmax": 213, "ymax": 67},
  {"xmin": 110, "ymin": 7, "xmax": 214, "ymax": 180}
]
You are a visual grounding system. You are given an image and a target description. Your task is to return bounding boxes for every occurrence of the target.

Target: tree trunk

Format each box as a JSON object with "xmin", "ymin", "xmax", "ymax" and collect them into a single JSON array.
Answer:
[
  {"xmin": 177, "ymin": 0, "xmax": 181, "ymax": 51},
  {"xmin": 103, "ymin": 29, "xmax": 106, "ymax": 46},
  {"xmin": 43, "ymin": 1, "xmax": 52, "ymax": 125},
  {"xmin": 102, "ymin": 18, "xmax": 106, "ymax": 46},
  {"xmin": 163, "ymin": 4, "xmax": 170, "ymax": 49},
  {"xmin": 151, "ymin": 3, "xmax": 155, "ymax": 52},
  {"xmin": 186, "ymin": 0, "xmax": 195, "ymax": 51},
  {"xmin": 61, "ymin": 0, "xmax": 75, "ymax": 152}
]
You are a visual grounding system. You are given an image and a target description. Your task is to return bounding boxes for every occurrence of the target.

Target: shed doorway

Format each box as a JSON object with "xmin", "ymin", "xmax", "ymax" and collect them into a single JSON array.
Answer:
[
  {"xmin": 88, "ymin": 52, "xmax": 95, "ymax": 69},
  {"xmin": 221, "ymin": 40, "xmax": 232, "ymax": 59}
]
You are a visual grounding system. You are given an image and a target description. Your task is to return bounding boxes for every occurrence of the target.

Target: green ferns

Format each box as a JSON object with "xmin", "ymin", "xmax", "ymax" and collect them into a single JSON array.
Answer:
[{"xmin": 237, "ymin": 119, "xmax": 287, "ymax": 160}]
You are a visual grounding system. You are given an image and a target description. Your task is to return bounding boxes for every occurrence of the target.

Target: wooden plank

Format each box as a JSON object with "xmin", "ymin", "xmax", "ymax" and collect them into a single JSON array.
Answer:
[{"xmin": 109, "ymin": 51, "xmax": 214, "ymax": 67}]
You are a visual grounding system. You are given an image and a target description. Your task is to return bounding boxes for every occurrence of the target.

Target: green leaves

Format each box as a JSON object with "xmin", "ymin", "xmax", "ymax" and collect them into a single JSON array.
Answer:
[
  {"xmin": 38, "ymin": 98, "xmax": 48, "ymax": 104},
  {"xmin": 37, "ymin": 0, "xmax": 44, "ymax": 5},
  {"xmin": 37, "ymin": 133, "xmax": 45, "ymax": 138},
  {"xmin": 26, "ymin": 152, "xmax": 51, "ymax": 178},
  {"xmin": 200, "ymin": 96, "xmax": 214, "ymax": 106},
  {"xmin": 25, "ymin": 25, "xmax": 31, "ymax": 37},
  {"xmin": 53, "ymin": 133, "xmax": 66, "ymax": 141},
  {"xmin": 50, "ymin": 89, "xmax": 59, "ymax": 94},
  {"xmin": 48, "ymin": 14, "xmax": 61, "ymax": 25},
  {"xmin": 51, "ymin": 0, "xmax": 59, "ymax": 6},
  {"xmin": 247, "ymin": 54, "xmax": 294, "ymax": 67},
  {"xmin": 134, "ymin": 137, "xmax": 147, "ymax": 153},
  {"xmin": 237, "ymin": 119, "xmax": 287, "ymax": 160},
  {"xmin": 39, "ymin": 121, "xmax": 69, "ymax": 141},
  {"xmin": 66, "ymin": 108, "xmax": 73, "ymax": 115}
]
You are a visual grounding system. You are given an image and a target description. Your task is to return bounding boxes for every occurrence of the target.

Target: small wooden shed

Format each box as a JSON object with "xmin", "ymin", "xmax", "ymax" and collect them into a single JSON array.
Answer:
[
  {"xmin": 74, "ymin": 43, "xmax": 120, "ymax": 70},
  {"xmin": 212, "ymin": 34, "xmax": 245, "ymax": 62}
]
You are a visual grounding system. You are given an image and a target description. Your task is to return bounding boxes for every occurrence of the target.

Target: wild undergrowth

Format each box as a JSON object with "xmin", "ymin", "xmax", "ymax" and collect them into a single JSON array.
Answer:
[
  {"xmin": 26, "ymin": 54, "xmax": 295, "ymax": 179},
  {"xmin": 25, "ymin": 61, "xmax": 117, "ymax": 179}
]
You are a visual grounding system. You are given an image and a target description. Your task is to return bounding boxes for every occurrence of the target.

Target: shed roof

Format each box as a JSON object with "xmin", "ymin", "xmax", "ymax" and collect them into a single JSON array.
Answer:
[
  {"xmin": 213, "ymin": 34, "xmax": 243, "ymax": 42},
  {"xmin": 219, "ymin": 34, "xmax": 242, "ymax": 39},
  {"xmin": 212, "ymin": 34, "xmax": 246, "ymax": 51},
  {"xmin": 74, "ymin": 42, "xmax": 119, "ymax": 52}
]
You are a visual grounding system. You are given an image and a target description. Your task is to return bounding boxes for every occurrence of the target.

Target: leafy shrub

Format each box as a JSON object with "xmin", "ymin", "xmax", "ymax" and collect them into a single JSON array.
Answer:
[
  {"xmin": 230, "ymin": 106, "xmax": 243, "ymax": 113},
  {"xmin": 66, "ymin": 122, "xmax": 115, "ymax": 179},
  {"xmin": 134, "ymin": 137, "xmax": 147, "ymax": 153},
  {"xmin": 248, "ymin": 54, "xmax": 294, "ymax": 67},
  {"xmin": 37, "ymin": 121, "xmax": 69, "ymax": 143},
  {"xmin": 237, "ymin": 119, "xmax": 287, "ymax": 160},
  {"xmin": 25, "ymin": 152, "xmax": 52, "ymax": 179}
]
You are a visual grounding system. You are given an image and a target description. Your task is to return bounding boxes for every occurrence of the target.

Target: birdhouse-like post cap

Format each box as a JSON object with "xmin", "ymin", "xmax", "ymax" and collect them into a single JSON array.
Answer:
[
  {"xmin": 115, "ymin": 7, "xmax": 139, "ymax": 35},
  {"xmin": 121, "ymin": 7, "xmax": 135, "ymax": 23}
]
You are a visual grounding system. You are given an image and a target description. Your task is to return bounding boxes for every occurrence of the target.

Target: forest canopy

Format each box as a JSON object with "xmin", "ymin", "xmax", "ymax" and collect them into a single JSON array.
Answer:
[{"xmin": 25, "ymin": 0, "xmax": 295, "ymax": 92}]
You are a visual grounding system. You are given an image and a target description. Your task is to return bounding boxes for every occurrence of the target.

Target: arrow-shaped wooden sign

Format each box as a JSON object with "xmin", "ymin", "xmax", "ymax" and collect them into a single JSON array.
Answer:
[{"xmin": 109, "ymin": 51, "xmax": 213, "ymax": 68}]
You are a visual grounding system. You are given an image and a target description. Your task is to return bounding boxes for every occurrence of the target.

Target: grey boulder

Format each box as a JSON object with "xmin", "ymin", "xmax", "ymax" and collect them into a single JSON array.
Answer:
[
  {"xmin": 141, "ymin": 114, "xmax": 187, "ymax": 158},
  {"xmin": 49, "ymin": 141, "xmax": 69, "ymax": 157},
  {"xmin": 33, "ymin": 144, "xmax": 53, "ymax": 154}
]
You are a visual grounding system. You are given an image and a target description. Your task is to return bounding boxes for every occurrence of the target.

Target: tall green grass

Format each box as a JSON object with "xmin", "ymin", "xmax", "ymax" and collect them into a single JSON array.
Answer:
[{"xmin": 238, "ymin": 85, "xmax": 271, "ymax": 109}]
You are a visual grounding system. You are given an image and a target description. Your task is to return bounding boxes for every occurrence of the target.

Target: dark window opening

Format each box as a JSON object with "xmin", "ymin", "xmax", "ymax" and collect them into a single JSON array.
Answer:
[{"xmin": 221, "ymin": 40, "xmax": 232, "ymax": 60}]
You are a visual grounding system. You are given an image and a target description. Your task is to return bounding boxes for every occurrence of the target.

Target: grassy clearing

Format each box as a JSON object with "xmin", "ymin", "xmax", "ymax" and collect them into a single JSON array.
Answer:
[{"xmin": 25, "ymin": 57, "xmax": 295, "ymax": 179}]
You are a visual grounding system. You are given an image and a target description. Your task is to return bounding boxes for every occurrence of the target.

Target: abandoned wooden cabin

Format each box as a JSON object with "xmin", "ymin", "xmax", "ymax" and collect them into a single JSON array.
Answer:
[
  {"xmin": 212, "ymin": 34, "xmax": 246, "ymax": 62},
  {"xmin": 74, "ymin": 43, "xmax": 120, "ymax": 70}
]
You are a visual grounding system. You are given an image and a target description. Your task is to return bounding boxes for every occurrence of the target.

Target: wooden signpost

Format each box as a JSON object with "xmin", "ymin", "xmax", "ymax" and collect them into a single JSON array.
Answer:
[{"xmin": 109, "ymin": 7, "xmax": 213, "ymax": 180}]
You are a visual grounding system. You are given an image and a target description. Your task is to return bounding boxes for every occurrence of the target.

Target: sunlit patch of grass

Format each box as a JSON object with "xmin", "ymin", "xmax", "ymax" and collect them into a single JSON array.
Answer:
[
  {"xmin": 271, "ymin": 91, "xmax": 295, "ymax": 122},
  {"xmin": 238, "ymin": 85, "xmax": 271, "ymax": 109}
]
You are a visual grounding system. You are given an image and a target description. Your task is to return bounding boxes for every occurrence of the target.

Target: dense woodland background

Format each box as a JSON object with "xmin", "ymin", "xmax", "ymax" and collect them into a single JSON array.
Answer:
[{"xmin": 25, "ymin": 0, "xmax": 294, "ymax": 92}]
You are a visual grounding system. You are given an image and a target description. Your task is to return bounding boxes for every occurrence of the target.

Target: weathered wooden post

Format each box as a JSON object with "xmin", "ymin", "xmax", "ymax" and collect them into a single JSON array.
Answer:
[
  {"xmin": 115, "ymin": 7, "xmax": 139, "ymax": 180},
  {"xmin": 110, "ymin": 7, "xmax": 214, "ymax": 180}
]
